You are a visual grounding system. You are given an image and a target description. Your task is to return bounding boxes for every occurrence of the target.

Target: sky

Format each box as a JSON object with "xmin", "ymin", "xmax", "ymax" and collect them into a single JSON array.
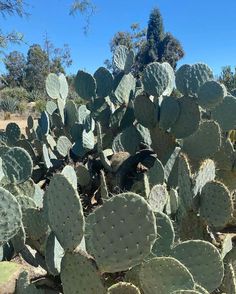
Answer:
[{"xmin": 1, "ymin": 0, "xmax": 236, "ymax": 76}]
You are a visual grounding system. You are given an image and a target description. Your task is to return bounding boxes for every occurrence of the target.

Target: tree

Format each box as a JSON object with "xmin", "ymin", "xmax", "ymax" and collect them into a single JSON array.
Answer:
[
  {"xmin": 136, "ymin": 8, "xmax": 184, "ymax": 71},
  {"xmin": 70, "ymin": 0, "xmax": 96, "ymax": 34},
  {"xmin": 218, "ymin": 66, "xmax": 236, "ymax": 93},
  {"xmin": 25, "ymin": 44, "xmax": 49, "ymax": 92},
  {"xmin": 0, "ymin": 0, "xmax": 27, "ymax": 49},
  {"xmin": 3, "ymin": 50, "xmax": 26, "ymax": 87},
  {"xmin": 43, "ymin": 33, "xmax": 72, "ymax": 74},
  {"xmin": 158, "ymin": 32, "xmax": 185, "ymax": 68},
  {"xmin": 104, "ymin": 23, "xmax": 146, "ymax": 71},
  {"xmin": 110, "ymin": 24, "xmax": 146, "ymax": 54}
]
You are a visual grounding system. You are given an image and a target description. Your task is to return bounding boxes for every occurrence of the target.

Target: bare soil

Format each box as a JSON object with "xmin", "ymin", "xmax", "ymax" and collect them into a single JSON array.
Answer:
[{"xmin": 0, "ymin": 115, "xmax": 28, "ymax": 134}]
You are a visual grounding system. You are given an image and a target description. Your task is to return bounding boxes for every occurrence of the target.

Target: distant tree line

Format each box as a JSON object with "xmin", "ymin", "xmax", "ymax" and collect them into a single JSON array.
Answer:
[{"xmin": 3, "ymin": 40, "xmax": 72, "ymax": 91}]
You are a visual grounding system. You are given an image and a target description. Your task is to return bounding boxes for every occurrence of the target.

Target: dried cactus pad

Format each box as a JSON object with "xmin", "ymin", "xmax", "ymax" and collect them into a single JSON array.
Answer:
[
  {"xmin": 171, "ymin": 240, "xmax": 224, "ymax": 292},
  {"xmin": 2, "ymin": 147, "xmax": 33, "ymax": 184},
  {"xmin": 139, "ymin": 257, "xmax": 195, "ymax": 294},
  {"xmin": 46, "ymin": 174, "xmax": 85, "ymax": 251},
  {"xmin": 108, "ymin": 282, "xmax": 141, "ymax": 294},
  {"xmin": 85, "ymin": 192, "xmax": 157, "ymax": 273},
  {"xmin": 0, "ymin": 187, "xmax": 22, "ymax": 244},
  {"xmin": 61, "ymin": 251, "xmax": 106, "ymax": 294}
]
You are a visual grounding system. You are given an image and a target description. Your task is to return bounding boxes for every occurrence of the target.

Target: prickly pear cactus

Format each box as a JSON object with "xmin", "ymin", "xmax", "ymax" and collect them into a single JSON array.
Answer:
[{"xmin": 1, "ymin": 45, "xmax": 236, "ymax": 293}]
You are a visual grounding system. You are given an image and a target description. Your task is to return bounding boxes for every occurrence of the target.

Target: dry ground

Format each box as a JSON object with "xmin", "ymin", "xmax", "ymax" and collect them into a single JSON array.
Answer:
[{"xmin": 0, "ymin": 115, "xmax": 28, "ymax": 134}]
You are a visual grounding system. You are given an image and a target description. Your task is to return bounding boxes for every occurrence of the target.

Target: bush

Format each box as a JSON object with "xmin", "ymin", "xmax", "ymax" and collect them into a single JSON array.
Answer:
[
  {"xmin": 35, "ymin": 99, "xmax": 46, "ymax": 113},
  {"xmin": 0, "ymin": 87, "xmax": 30, "ymax": 102},
  {"xmin": 28, "ymin": 89, "xmax": 47, "ymax": 102},
  {"xmin": 18, "ymin": 101, "xmax": 28, "ymax": 115}
]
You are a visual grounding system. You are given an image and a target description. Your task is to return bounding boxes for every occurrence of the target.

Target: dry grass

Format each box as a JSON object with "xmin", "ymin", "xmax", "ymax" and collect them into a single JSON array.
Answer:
[{"xmin": 0, "ymin": 115, "xmax": 28, "ymax": 134}]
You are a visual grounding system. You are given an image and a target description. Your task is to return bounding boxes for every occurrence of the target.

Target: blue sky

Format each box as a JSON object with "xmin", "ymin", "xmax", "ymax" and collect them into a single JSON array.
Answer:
[{"xmin": 1, "ymin": 0, "xmax": 236, "ymax": 76}]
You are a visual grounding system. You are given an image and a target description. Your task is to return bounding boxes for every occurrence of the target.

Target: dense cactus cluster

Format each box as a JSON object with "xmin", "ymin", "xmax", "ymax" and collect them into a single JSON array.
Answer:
[{"xmin": 1, "ymin": 45, "xmax": 236, "ymax": 293}]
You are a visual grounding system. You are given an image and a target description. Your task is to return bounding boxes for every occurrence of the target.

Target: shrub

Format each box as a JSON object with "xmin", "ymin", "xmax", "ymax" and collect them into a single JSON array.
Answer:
[
  {"xmin": 0, "ymin": 87, "xmax": 30, "ymax": 102},
  {"xmin": 35, "ymin": 99, "xmax": 46, "ymax": 112}
]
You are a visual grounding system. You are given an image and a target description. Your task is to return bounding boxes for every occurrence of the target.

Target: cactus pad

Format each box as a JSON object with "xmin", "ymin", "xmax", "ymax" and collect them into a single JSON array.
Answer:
[
  {"xmin": 178, "ymin": 154, "xmax": 193, "ymax": 210},
  {"xmin": 114, "ymin": 73, "xmax": 136, "ymax": 104},
  {"xmin": 147, "ymin": 158, "xmax": 165, "ymax": 187},
  {"xmin": 76, "ymin": 164, "xmax": 91, "ymax": 187},
  {"xmin": 162, "ymin": 62, "xmax": 175, "ymax": 96},
  {"xmin": 139, "ymin": 257, "xmax": 194, "ymax": 294},
  {"xmin": 148, "ymin": 184, "xmax": 168, "ymax": 212},
  {"xmin": 85, "ymin": 192, "xmax": 157, "ymax": 273},
  {"xmin": 142, "ymin": 62, "xmax": 169, "ymax": 97},
  {"xmin": 182, "ymin": 121, "xmax": 221, "ymax": 161},
  {"xmin": 212, "ymin": 95, "xmax": 236, "ymax": 131},
  {"xmin": 193, "ymin": 159, "xmax": 215, "ymax": 196},
  {"xmin": 62, "ymin": 165, "xmax": 77, "ymax": 190},
  {"xmin": 152, "ymin": 212, "xmax": 175, "ymax": 256},
  {"xmin": 6, "ymin": 122, "xmax": 21, "ymax": 145},
  {"xmin": 94, "ymin": 67, "xmax": 113, "ymax": 97},
  {"xmin": 22, "ymin": 208, "xmax": 48, "ymax": 240},
  {"xmin": 46, "ymin": 100, "xmax": 57, "ymax": 115},
  {"xmin": 61, "ymin": 251, "xmax": 106, "ymax": 294},
  {"xmin": 197, "ymin": 81, "xmax": 226, "ymax": 109},
  {"xmin": 171, "ymin": 96, "xmax": 200, "ymax": 139},
  {"xmin": 75, "ymin": 70, "xmax": 96, "ymax": 100},
  {"xmin": 59, "ymin": 73, "xmax": 69, "ymax": 100},
  {"xmin": 176, "ymin": 63, "xmax": 213, "ymax": 96},
  {"xmin": 46, "ymin": 174, "xmax": 85, "ymax": 251},
  {"xmin": 2, "ymin": 147, "xmax": 33, "ymax": 184},
  {"xmin": 159, "ymin": 96, "xmax": 180, "ymax": 131},
  {"xmin": 108, "ymin": 282, "xmax": 141, "ymax": 294},
  {"xmin": 56, "ymin": 136, "xmax": 72, "ymax": 157},
  {"xmin": 134, "ymin": 94, "xmax": 157, "ymax": 128},
  {"xmin": 46, "ymin": 73, "xmax": 61, "ymax": 99},
  {"xmin": 0, "ymin": 187, "xmax": 22, "ymax": 244},
  {"xmin": 199, "ymin": 181, "xmax": 233, "ymax": 229},
  {"xmin": 171, "ymin": 240, "xmax": 224, "ymax": 292},
  {"xmin": 45, "ymin": 232, "xmax": 64, "ymax": 276},
  {"xmin": 113, "ymin": 45, "xmax": 134, "ymax": 72}
]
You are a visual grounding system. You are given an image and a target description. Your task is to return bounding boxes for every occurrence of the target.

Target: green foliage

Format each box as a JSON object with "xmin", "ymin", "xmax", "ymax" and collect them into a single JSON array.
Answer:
[
  {"xmin": 34, "ymin": 99, "xmax": 46, "ymax": 112},
  {"xmin": 25, "ymin": 44, "xmax": 50, "ymax": 92},
  {"xmin": 70, "ymin": 0, "xmax": 96, "ymax": 34},
  {"xmin": 136, "ymin": 8, "xmax": 184, "ymax": 71},
  {"xmin": 218, "ymin": 65, "xmax": 236, "ymax": 93},
  {"xmin": 0, "ymin": 86, "xmax": 29, "ymax": 102},
  {"xmin": 3, "ymin": 51, "xmax": 26, "ymax": 87},
  {"xmin": 0, "ymin": 0, "xmax": 26, "ymax": 49},
  {"xmin": 0, "ymin": 96, "xmax": 18, "ymax": 113}
]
